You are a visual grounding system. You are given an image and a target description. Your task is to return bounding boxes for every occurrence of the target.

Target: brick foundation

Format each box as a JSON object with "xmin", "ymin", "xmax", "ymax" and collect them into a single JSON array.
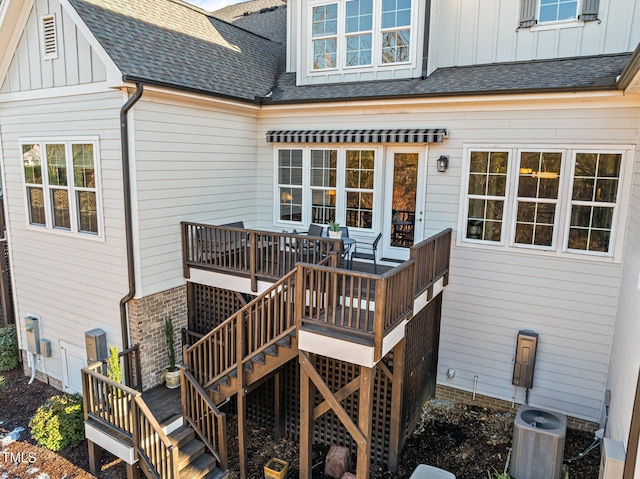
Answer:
[
  {"xmin": 128, "ymin": 285, "xmax": 187, "ymax": 390},
  {"xmin": 435, "ymin": 384, "xmax": 598, "ymax": 432}
]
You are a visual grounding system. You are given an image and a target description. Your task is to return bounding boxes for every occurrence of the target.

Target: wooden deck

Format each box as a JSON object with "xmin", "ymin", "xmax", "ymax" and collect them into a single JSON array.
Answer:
[{"xmin": 141, "ymin": 384, "xmax": 182, "ymax": 428}]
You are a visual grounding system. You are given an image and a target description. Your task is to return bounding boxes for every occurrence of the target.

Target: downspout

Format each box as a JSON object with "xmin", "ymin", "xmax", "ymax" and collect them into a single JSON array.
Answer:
[
  {"xmin": 421, "ymin": 0, "xmax": 432, "ymax": 79},
  {"xmin": 119, "ymin": 83, "xmax": 144, "ymax": 350}
]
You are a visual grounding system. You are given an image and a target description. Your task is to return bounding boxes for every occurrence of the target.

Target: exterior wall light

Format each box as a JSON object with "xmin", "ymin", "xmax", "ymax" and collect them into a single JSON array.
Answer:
[{"xmin": 437, "ymin": 155, "xmax": 449, "ymax": 172}]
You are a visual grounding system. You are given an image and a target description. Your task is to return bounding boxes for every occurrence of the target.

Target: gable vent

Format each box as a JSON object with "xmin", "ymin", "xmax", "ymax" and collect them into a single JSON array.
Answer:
[{"xmin": 41, "ymin": 15, "xmax": 57, "ymax": 59}]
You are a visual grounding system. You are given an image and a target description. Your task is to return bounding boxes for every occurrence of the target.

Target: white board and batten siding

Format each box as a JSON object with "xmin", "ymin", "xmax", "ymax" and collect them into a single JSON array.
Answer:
[
  {"xmin": 605, "ymin": 145, "xmax": 640, "ymax": 447},
  {"xmin": 0, "ymin": 0, "xmax": 107, "ymax": 94},
  {"xmin": 429, "ymin": 0, "xmax": 640, "ymax": 73},
  {"xmin": 131, "ymin": 93, "xmax": 260, "ymax": 297},
  {"xmin": 258, "ymin": 95, "xmax": 638, "ymax": 422},
  {"xmin": 0, "ymin": 90, "xmax": 127, "ymax": 385}
]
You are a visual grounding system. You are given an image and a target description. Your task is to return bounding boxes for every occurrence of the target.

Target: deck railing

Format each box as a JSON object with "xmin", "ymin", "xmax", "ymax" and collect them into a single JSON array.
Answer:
[
  {"xmin": 133, "ymin": 396, "xmax": 179, "ymax": 479},
  {"xmin": 182, "ymin": 222, "xmax": 341, "ymax": 291},
  {"xmin": 87, "ymin": 344, "xmax": 142, "ymax": 392},
  {"xmin": 181, "ymin": 368, "xmax": 228, "ymax": 470},
  {"xmin": 297, "ymin": 258, "xmax": 415, "ymax": 362},
  {"xmin": 410, "ymin": 228, "xmax": 452, "ymax": 297},
  {"xmin": 82, "ymin": 362, "xmax": 140, "ymax": 438},
  {"xmin": 185, "ymin": 266, "xmax": 301, "ymax": 389}
]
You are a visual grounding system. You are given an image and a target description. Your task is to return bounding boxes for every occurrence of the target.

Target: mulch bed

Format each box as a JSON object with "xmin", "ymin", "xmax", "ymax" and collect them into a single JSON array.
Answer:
[{"xmin": 1, "ymin": 368, "xmax": 600, "ymax": 479}]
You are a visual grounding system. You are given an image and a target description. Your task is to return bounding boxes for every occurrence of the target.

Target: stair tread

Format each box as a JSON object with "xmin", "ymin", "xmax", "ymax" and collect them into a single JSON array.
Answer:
[
  {"xmin": 275, "ymin": 336, "xmax": 291, "ymax": 347},
  {"xmin": 178, "ymin": 439, "xmax": 205, "ymax": 469},
  {"xmin": 179, "ymin": 453, "xmax": 218, "ymax": 479},
  {"xmin": 264, "ymin": 345, "xmax": 278, "ymax": 356},
  {"xmin": 252, "ymin": 353, "xmax": 265, "ymax": 365},
  {"xmin": 203, "ymin": 467, "xmax": 229, "ymax": 479},
  {"xmin": 169, "ymin": 425, "xmax": 195, "ymax": 447}
]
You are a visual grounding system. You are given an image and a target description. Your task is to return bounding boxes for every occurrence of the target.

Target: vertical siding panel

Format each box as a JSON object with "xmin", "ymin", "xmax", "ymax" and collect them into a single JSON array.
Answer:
[
  {"xmin": 49, "ymin": 1, "xmax": 67, "ymax": 87},
  {"xmin": 91, "ymin": 49, "xmax": 106, "ymax": 83},
  {"xmin": 25, "ymin": 8, "xmax": 43, "ymax": 91},
  {"xmin": 77, "ymin": 26, "xmax": 93, "ymax": 83},
  {"xmin": 62, "ymin": 8, "xmax": 79, "ymax": 85}
]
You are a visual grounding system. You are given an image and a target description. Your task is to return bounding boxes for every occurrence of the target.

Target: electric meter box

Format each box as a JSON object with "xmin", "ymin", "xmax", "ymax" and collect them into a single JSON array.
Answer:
[
  {"xmin": 85, "ymin": 328, "xmax": 107, "ymax": 363},
  {"xmin": 512, "ymin": 330, "xmax": 538, "ymax": 388},
  {"xmin": 24, "ymin": 315, "xmax": 40, "ymax": 354}
]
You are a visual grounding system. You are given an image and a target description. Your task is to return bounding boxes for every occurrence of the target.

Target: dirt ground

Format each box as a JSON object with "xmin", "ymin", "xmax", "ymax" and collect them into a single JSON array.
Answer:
[{"xmin": 1, "ymin": 368, "xmax": 600, "ymax": 479}]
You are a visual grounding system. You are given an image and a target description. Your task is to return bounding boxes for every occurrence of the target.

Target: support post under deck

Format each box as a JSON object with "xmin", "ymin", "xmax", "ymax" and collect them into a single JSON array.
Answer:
[{"xmin": 299, "ymin": 360, "xmax": 314, "ymax": 479}]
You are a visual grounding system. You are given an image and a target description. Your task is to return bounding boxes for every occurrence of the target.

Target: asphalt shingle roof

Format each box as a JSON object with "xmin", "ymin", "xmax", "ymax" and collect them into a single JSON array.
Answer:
[
  {"xmin": 68, "ymin": 0, "xmax": 631, "ymax": 105},
  {"xmin": 268, "ymin": 53, "xmax": 631, "ymax": 103},
  {"xmin": 69, "ymin": 0, "xmax": 283, "ymax": 101}
]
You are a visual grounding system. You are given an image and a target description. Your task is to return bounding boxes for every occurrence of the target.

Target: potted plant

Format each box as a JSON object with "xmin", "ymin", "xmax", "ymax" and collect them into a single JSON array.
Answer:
[
  {"xmin": 164, "ymin": 317, "xmax": 180, "ymax": 389},
  {"xmin": 328, "ymin": 221, "xmax": 342, "ymax": 239}
]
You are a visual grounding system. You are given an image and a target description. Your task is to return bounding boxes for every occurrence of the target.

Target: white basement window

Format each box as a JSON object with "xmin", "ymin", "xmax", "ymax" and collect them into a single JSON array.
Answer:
[{"xmin": 22, "ymin": 140, "xmax": 101, "ymax": 236}]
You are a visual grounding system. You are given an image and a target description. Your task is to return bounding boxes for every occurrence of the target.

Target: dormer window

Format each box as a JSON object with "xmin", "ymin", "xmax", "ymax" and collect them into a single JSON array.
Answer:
[
  {"xmin": 381, "ymin": 0, "xmax": 411, "ymax": 63},
  {"xmin": 312, "ymin": 4, "xmax": 338, "ymax": 69},
  {"xmin": 539, "ymin": 0, "xmax": 578, "ymax": 23},
  {"xmin": 310, "ymin": 0, "xmax": 413, "ymax": 72}
]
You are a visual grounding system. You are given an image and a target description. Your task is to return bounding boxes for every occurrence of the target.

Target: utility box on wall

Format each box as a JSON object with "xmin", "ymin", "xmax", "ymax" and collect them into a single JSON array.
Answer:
[
  {"xmin": 513, "ymin": 330, "xmax": 538, "ymax": 388},
  {"xmin": 24, "ymin": 315, "xmax": 40, "ymax": 354},
  {"xmin": 84, "ymin": 329, "xmax": 107, "ymax": 363}
]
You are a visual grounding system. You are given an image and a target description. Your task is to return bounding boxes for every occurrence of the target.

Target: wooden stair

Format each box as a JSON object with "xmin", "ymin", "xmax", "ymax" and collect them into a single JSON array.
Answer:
[
  {"xmin": 170, "ymin": 425, "xmax": 229, "ymax": 479},
  {"xmin": 208, "ymin": 331, "xmax": 298, "ymax": 404}
]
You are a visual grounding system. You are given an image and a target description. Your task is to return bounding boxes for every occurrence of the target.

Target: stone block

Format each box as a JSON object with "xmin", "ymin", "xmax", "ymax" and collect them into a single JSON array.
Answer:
[{"xmin": 325, "ymin": 445, "xmax": 352, "ymax": 478}]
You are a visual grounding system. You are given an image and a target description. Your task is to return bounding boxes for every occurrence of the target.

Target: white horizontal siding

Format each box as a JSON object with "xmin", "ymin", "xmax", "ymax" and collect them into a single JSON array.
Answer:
[
  {"xmin": 429, "ymin": 0, "xmax": 640, "ymax": 72},
  {"xmin": 132, "ymin": 95, "xmax": 259, "ymax": 297},
  {"xmin": 258, "ymin": 95, "xmax": 638, "ymax": 422},
  {"xmin": 606, "ymin": 142, "xmax": 640, "ymax": 446},
  {"xmin": 1, "ymin": 0, "xmax": 106, "ymax": 94},
  {"xmin": 0, "ymin": 89, "xmax": 127, "ymax": 384}
]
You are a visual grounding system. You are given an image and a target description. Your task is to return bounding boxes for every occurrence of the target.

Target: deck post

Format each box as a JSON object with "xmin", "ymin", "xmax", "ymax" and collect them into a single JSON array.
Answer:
[
  {"xmin": 299, "ymin": 353, "xmax": 314, "ymax": 479},
  {"xmin": 274, "ymin": 371, "xmax": 284, "ymax": 442},
  {"xmin": 387, "ymin": 338, "xmax": 406, "ymax": 472},
  {"xmin": 250, "ymin": 231, "xmax": 257, "ymax": 292},
  {"xmin": 356, "ymin": 365, "xmax": 375, "ymax": 479},
  {"xmin": 237, "ymin": 309, "xmax": 248, "ymax": 479},
  {"xmin": 87, "ymin": 440, "xmax": 102, "ymax": 476}
]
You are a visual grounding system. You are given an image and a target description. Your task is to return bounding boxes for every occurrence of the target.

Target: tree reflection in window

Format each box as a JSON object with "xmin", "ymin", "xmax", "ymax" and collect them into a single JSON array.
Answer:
[
  {"xmin": 568, "ymin": 153, "xmax": 621, "ymax": 253},
  {"xmin": 466, "ymin": 150, "xmax": 509, "ymax": 242}
]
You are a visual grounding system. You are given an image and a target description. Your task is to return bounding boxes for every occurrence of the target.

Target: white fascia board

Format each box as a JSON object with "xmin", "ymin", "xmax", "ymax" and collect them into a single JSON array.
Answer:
[
  {"xmin": 0, "ymin": 0, "xmax": 34, "ymax": 89},
  {"xmin": 127, "ymin": 82, "xmax": 260, "ymax": 112},
  {"xmin": 261, "ymin": 90, "xmax": 629, "ymax": 113},
  {"xmin": 298, "ymin": 330, "xmax": 375, "ymax": 368},
  {"xmin": 0, "ymin": 81, "xmax": 115, "ymax": 102},
  {"xmin": 187, "ymin": 270, "xmax": 273, "ymax": 296},
  {"xmin": 85, "ymin": 422, "xmax": 136, "ymax": 464},
  {"xmin": 59, "ymin": 0, "xmax": 122, "ymax": 88}
]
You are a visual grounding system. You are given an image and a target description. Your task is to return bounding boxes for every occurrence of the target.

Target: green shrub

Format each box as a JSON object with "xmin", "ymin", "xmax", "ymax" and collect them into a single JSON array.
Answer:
[
  {"xmin": 107, "ymin": 345, "xmax": 122, "ymax": 384},
  {"xmin": 0, "ymin": 325, "xmax": 20, "ymax": 372},
  {"xmin": 29, "ymin": 394, "xmax": 84, "ymax": 451}
]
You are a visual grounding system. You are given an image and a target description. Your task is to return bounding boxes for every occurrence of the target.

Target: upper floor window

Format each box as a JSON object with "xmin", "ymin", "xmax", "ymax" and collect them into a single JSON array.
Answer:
[
  {"xmin": 519, "ymin": 0, "xmax": 600, "ymax": 28},
  {"xmin": 22, "ymin": 139, "xmax": 101, "ymax": 236},
  {"xmin": 539, "ymin": 0, "xmax": 578, "ymax": 23},
  {"xmin": 311, "ymin": 0, "xmax": 412, "ymax": 71},
  {"xmin": 461, "ymin": 146, "xmax": 626, "ymax": 257}
]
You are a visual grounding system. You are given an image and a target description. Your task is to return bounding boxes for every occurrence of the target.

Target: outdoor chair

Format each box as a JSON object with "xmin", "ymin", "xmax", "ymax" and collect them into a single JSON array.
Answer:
[{"xmin": 350, "ymin": 233, "xmax": 382, "ymax": 273}]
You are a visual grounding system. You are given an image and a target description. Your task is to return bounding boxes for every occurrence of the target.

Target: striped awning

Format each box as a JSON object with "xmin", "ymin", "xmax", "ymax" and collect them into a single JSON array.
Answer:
[{"xmin": 265, "ymin": 128, "xmax": 447, "ymax": 144}]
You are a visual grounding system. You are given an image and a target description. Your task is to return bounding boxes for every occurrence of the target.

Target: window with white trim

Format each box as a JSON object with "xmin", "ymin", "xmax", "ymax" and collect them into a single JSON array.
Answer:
[
  {"xmin": 519, "ymin": 0, "xmax": 600, "ymax": 27},
  {"xmin": 22, "ymin": 140, "xmax": 100, "ymax": 235},
  {"xmin": 462, "ymin": 147, "xmax": 625, "ymax": 256},
  {"xmin": 310, "ymin": 0, "xmax": 413, "ymax": 71},
  {"xmin": 276, "ymin": 147, "xmax": 377, "ymax": 230}
]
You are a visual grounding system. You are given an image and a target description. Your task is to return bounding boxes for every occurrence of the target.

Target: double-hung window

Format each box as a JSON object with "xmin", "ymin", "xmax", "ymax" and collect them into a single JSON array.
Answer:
[
  {"xmin": 22, "ymin": 139, "xmax": 100, "ymax": 236},
  {"xmin": 345, "ymin": 0, "xmax": 373, "ymax": 67},
  {"xmin": 381, "ymin": 0, "xmax": 411, "ymax": 63},
  {"xmin": 461, "ymin": 146, "xmax": 626, "ymax": 257},
  {"xmin": 276, "ymin": 147, "xmax": 377, "ymax": 230}
]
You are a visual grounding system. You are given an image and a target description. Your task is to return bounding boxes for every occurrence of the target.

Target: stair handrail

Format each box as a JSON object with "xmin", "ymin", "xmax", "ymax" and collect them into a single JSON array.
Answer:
[
  {"xmin": 132, "ymin": 395, "xmax": 179, "ymax": 479},
  {"xmin": 186, "ymin": 266, "xmax": 299, "ymax": 389},
  {"xmin": 180, "ymin": 367, "xmax": 228, "ymax": 470}
]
